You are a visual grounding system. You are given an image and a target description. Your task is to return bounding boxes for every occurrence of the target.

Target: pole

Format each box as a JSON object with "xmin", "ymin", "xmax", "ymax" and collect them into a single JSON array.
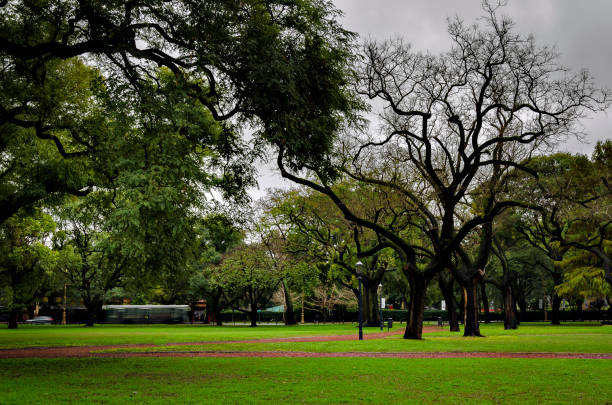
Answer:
[
  {"xmin": 62, "ymin": 283, "xmax": 67, "ymax": 325},
  {"xmin": 358, "ymin": 276, "xmax": 363, "ymax": 340},
  {"xmin": 301, "ymin": 290, "xmax": 305, "ymax": 324},
  {"xmin": 379, "ymin": 283, "xmax": 383, "ymax": 331}
]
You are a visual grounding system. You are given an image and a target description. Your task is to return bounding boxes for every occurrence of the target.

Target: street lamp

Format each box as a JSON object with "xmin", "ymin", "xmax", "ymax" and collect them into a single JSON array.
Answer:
[
  {"xmin": 355, "ymin": 261, "xmax": 364, "ymax": 340},
  {"xmin": 378, "ymin": 283, "xmax": 383, "ymax": 331}
]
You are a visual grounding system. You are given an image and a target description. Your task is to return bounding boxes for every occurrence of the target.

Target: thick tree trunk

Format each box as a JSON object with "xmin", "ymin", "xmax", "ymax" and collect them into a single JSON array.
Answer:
[
  {"xmin": 551, "ymin": 293, "xmax": 561, "ymax": 325},
  {"xmin": 480, "ymin": 281, "xmax": 490, "ymax": 323},
  {"xmin": 282, "ymin": 280, "xmax": 296, "ymax": 325},
  {"xmin": 8, "ymin": 309, "xmax": 19, "ymax": 329},
  {"xmin": 459, "ymin": 289, "xmax": 465, "ymax": 325},
  {"xmin": 403, "ymin": 275, "xmax": 427, "ymax": 339},
  {"xmin": 502, "ymin": 284, "xmax": 518, "ymax": 330},
  {"xmin": 463, "ymin": 278, "xmax": 483, "ymax": 337},
  {"xmin": 249, "ymin": 307, "xmax": 258, "ymax": 327},
  {"xmin": 438, "ymin": 274, "xmax": 460, "ymax": 332},
  {"xmin": 84, "ymin": 300, "xmax": 101, "ymax": 327},
  {"xmin": 213, "ymin": 289, "xmax": 223, "ymax": 326},
  {"xmin": 363, "ymin": 284, "xmax": 380, "ymax": 327}
]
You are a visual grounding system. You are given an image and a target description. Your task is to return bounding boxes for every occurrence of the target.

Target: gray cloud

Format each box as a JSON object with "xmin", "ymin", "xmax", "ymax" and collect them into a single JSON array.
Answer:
[
  {"xmin": 334, "ymin": 0, "xmax": 612, "ymax": 154},
  {"xmin": 251, "ymin": 1, "xmax": 611, "ymax": 199}
]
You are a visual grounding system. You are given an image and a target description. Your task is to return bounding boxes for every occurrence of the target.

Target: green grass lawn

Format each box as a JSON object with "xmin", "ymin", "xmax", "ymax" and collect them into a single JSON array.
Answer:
[
  {"xmin": 2, "ymin": 323, "xmax": 611, "ymax": 404},
  {"xmin": 2, "ymin": 322, "xmax": 611, "ymax": 354},
  {"xmin": 0, "ymin": 323, "xmax": 398, "ymax": 349},
  {"xmin": 106, "ymin": 332, "xmax": 612, "ymax": 354},
  {"xmin": 1, "ymin": 357, "xmax": 610, "ymax": 404}
]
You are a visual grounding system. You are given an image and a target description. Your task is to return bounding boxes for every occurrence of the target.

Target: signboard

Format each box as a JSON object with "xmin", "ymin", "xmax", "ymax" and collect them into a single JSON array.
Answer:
[
  {"xmin": 441, "ymin": 300, "xmax": 446, "ymax": 310},
  {"xmin": 381, "ymin": 298, "xmax": 386, "ymax": 309}
]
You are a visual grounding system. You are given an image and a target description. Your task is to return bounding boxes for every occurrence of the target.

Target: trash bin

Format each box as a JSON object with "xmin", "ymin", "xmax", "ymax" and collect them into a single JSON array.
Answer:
[
  {"xmin": 437, "ymin": 316, "xmax": 443, "ymax": 327},
  {"xmin": 387, "ymin": 318, "xmax": 393, "ymax": 329}
]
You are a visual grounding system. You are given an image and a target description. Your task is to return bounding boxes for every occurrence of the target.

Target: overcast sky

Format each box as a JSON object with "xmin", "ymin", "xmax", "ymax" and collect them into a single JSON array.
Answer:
[{"xmin": 252, "ymin": 0, "xmax": 612, "ymax": 199}]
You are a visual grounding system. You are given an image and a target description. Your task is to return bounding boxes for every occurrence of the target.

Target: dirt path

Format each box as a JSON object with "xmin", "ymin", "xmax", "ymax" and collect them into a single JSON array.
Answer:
[{"xmin": 1, "ymin": 327, "xmax": 610, "ymax": 360}]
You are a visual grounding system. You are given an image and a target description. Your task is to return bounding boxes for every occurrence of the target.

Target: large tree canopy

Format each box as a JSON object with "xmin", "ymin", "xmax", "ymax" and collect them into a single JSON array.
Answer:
[
  {"xmin": 277, "ymin": 3, "xmax": 609, "ymax": 338},
  {"xmin": 0, "ymin": 0, "xmax": 357, "ymax": 167}
]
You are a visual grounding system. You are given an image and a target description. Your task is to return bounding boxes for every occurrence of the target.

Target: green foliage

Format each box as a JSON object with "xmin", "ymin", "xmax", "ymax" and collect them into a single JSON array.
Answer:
[
  {"xmin": 209, "ymin": 243, "xmax": 281, "ymax": 312},
  {"xmin": 0, "ymin": 208, "xmax": 56, "ymax": 311}
]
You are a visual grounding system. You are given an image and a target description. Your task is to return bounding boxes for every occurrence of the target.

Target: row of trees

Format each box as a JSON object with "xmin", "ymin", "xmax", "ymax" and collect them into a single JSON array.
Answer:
[
  {"xmin": 0, "ymin": 0, "xmax": 355, "ymax": 327},
  {"xmin": 1, "ymin": 2, "xmax": 610, "ymax": 339}
]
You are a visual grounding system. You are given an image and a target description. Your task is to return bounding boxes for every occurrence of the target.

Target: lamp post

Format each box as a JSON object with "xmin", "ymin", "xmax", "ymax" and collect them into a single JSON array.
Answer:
[
  {"xmin": 62, "ymin": 283, "xmax": 69, "ymax": 325},
  {"xmin": 378, "ymin": 283, "xmax": 383, "ymax": 331},
  {"xmin": 355, "ymin": 261, "xmax": 364, "ymax": 340}
]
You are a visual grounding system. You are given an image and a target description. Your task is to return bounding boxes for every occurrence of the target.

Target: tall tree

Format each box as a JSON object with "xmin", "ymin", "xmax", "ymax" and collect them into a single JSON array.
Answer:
[
  {"xmin": 0, "ymin": 1, "xmax": 357, "ymax": 220},
  {"xmin": 277, "ymin": 3, "xmax": 608, "ymax": 338}
]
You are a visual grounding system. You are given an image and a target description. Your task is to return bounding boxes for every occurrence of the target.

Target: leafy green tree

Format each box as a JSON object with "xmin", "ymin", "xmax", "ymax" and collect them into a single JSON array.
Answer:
[
  {"xmin": 265, "ymin": 186, "xmax": 399, "ymax": 326},
  {"xmin": 511, "ymin": 145, "xmax": 612, "ymax": 322},
  {"xmin": 0, "ymin": 57, "xmax": 105, "ymax": 225},
  {"xmin": 0, "ymin": 208, "xmax": 55, "ymax": 328},
  {"xmin": 188, "ymin": 214, "xmax": 244, "ymax": 325},
  {"xmin": 0, "ymin": 0, "xmax": 357, "ymax": 205},
  {"xmin": 209, "ymin": 243, "xmax": 281, "ymax": 327}
]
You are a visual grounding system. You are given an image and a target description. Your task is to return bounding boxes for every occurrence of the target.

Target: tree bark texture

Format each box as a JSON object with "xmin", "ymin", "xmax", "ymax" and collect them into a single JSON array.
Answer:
[
  {"xmin": 84, "ymin": 300, "xmax": 101, "ymax": 327},
  {"xmin": 438, "ymin": 274, "xmax": 460, "ymax": 332},
  {"xmin": 363, "ymin": 283, "xmax": 381, "ymax": 327},
  {"xmin": 463, "ymin": 278, "xmax": 483, "ymax": 337},
  {"xmin": 8, "ymin": 309, "xmax": 19, "ymax": 329},
  {"xmin": 403, "ymin": 275, "xmax": 427, "ymax": 339},
  {"xmin": 503, "ymin": 284, "xmax": 518, "ymax": 330},
  {"xmin": 480, "ymin": 281, "xmax": 490, "ymax": 323},
  {"xmin": 282, "ymin": 280, "xmax": 296, "ymax": 325}
]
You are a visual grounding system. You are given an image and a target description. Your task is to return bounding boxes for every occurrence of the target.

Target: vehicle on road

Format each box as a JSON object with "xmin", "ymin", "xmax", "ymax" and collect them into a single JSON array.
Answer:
[{"xmin": 25, "ymin": 316, "xmax": 54, "ymax": 324}]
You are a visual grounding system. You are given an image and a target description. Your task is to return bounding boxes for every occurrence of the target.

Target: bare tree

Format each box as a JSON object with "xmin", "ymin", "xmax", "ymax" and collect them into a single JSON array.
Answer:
[{"xmin": 277, "ymin": 2, "xmax": 609, "ymax": 338}]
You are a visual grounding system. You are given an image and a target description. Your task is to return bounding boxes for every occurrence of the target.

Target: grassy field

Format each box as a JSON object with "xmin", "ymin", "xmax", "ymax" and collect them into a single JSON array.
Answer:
[
  {"xmin": 1, "ymin": 357, "xmax": 610, "ymax": 404},
  {"xmin": 1, "ymin": 322, "xmax": 611, "ymax": 404},
  {"xmin": 0, "ymin": 323, "xmax": 397, "ymax": 349}
]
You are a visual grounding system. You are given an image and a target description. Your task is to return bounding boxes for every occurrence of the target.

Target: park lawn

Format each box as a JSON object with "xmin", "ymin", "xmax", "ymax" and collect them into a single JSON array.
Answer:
[
  {"xmin": 103, "ymin": 333, "xmax": 612, "ymax": 354},
  {"xmin": 95, "ymin": 323, "xmax": 612, "ymax": 354},
  {"xmin": 1, "ymin": 357, "xmax": 610, "ymax": 404},
  {"xmin": 0, "ymin": 323, "xmax": 403, "ymax": 349}
]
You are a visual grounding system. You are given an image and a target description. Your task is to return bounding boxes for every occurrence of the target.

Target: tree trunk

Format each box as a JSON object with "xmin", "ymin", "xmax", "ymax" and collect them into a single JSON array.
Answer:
[
  {"xmin": 438, "ymin": 274, "xmax": 460, "ymax": 332},
  {"xmin": 83, "ymin": 300, "xmax": 98, "ymax": 327},
  {"xmin": 502, "ymin": 284, "xmax": 518, "ymax": 330},
  {"xmin": 363, "ymin": 284, "xmax": 380, "ymax": 327},
  {"xmin": 459, "ymin": 289, "xmax": 465, "ymax": 325},
  {"xmin": 282, "ymin": 280, "xmax": 296, "ymax": 325},
  {"xmin": 7, "ymin": 309, "xmax": 19, "ymax": 329},
  {"xmin": 551, "ymin": 293, "xmax": 561, "ymax": 325},
  {"xmin": 575, "ymin": 299, "xmax": 583, "ymax": 321},
  {"xmin": 403, "ymin": 275, "xmax": 427, "ymax": 339},
  {"xmin": 463, "ymin": 278, "xmax": 483, "ymax": 337},
  {"xmin": 249, "ymin": 307, "xmax": 258, "ymax": 327},
  {"xmin": 516, "ymin": 297, "xmax": 526, "ymax": 324},
  {"xmin": 480, "ymin": 281, "xmax": 490, "ymax": 323},
  {"xmin": 213, "ymin": 289, "xmax": 223, "ymax": 326}
]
